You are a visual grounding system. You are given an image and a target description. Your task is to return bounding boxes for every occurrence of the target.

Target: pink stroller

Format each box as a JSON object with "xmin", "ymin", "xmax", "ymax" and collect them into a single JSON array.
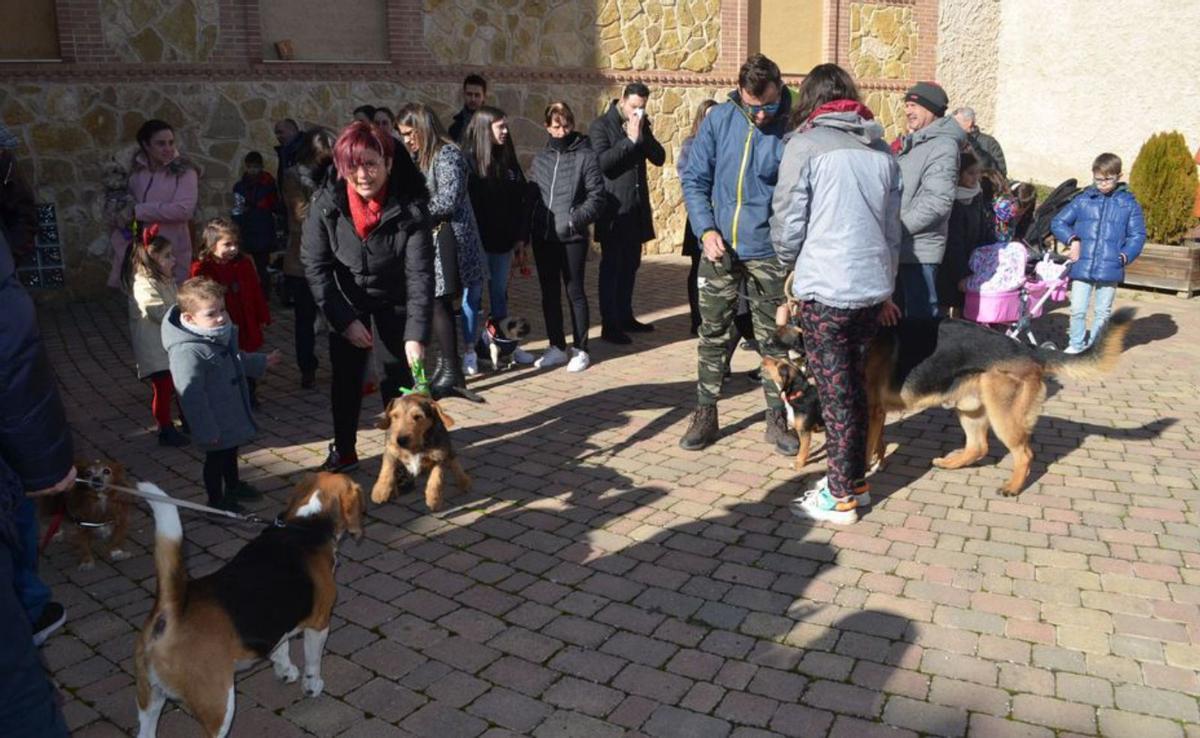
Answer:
[{"xmin": 962, "ymin": 242, "xmax": 1072, "ymax": 348}]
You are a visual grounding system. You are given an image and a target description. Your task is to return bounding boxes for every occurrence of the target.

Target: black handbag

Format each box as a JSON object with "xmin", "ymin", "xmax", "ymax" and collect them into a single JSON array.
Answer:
[{"xmin": 434, "ymin": 222, "xmax": 460, "ymax": 296}]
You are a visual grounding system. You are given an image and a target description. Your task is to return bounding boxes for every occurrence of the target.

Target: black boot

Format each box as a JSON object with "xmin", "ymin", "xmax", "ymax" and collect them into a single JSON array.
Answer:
[
  {"xmin": 679, "ymin": 405, "xmax": 719, "ymax": 450},
  {"xmin": 430, "ymin": 355, "xmax": 485, "ymax": 403}
]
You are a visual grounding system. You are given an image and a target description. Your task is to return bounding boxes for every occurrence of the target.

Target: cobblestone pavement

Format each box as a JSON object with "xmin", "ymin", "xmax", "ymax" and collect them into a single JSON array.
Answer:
[{"xmin": 35, "ymin": 255, "xmax": 1200, "ymax": 737}]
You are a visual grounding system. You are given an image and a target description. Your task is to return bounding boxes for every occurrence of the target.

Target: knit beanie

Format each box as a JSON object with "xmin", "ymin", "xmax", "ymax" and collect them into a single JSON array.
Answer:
[{"xmin": 904, "ymin": 82, "xmax": 948, "ymax": 118}]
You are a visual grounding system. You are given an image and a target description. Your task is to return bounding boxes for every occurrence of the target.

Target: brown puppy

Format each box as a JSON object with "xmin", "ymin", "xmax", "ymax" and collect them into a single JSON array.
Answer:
[
  {"xmin": 134, "ymin": 473, "xmax": 364, "ymax": 738},
  {"xmin": 760, "ymin": 356, "xmax": 825, "ymax": 470},
  {"xmin": 372, "ymin": 394, "xmax": 470, "ymax": 511},
  {"xmin": 54, "ymin": 460, "xmax": 132, "ymax": 570}
]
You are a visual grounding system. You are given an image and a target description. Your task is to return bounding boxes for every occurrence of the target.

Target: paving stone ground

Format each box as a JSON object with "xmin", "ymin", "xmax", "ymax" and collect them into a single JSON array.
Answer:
[{"xmin": 35, "ymin": 255, "xmax": 1200, "ymax": 737}]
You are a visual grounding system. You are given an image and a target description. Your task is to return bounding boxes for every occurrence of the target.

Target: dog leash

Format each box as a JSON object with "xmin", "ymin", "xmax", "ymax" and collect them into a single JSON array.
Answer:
[{"xmin": 68, "ymin": 478, "xmax": 283, "ymax": 527}]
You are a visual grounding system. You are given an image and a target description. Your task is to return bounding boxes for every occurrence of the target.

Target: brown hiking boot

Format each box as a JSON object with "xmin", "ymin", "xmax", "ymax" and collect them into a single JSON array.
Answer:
[
  {"xmin": 765, "ymin": 407, "xmax": 800, "ymax": 456},
  {"xmin": 680, "ymin": 405, "xmax": 719, "ymax": 451}
]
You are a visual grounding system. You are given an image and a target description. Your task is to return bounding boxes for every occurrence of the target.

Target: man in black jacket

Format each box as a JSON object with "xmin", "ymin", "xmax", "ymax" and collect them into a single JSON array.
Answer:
[
  {"xmin": 449, "ymin": 74, "xmax": 488, "ymax": 144},
  {"xmin": 952, "ymin": 107, "xmax": 1006, "ymax": 177},
  {"xmin": 589, "ymin": 82, "xmax": 666, "ymax": 344},
  {"xmin": 0, "ymin": 225, "xmax": 72, "ymax": 738}
]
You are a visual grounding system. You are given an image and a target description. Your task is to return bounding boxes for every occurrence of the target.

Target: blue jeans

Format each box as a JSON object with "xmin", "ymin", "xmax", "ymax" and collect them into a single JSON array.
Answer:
[
  {"xmin": 895, "ymin": 263, "xmax": 940, "ymax": 319},
  {"xmin": 484, "ymin": 251, "xmax": 512, "ymax": 322},
  {"xmin": 460, "ymin": 279, "xmax": 483, "ymax": 351},
  {"xmin": 1069, "ymin": 279, "xmax": 1117, "ymax": 351},
  {"xmin": 14, "ymin": 498, "xmax": 49, "ymax": 623},
  {"xmin": 0, "ymin": 537, "xmax": 69, "ymax": 737}
]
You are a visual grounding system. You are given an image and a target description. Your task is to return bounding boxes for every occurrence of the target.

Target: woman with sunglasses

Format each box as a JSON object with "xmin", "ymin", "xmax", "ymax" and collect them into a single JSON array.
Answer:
[{"xmin": 301, "ymin": 120, "xmax": 435, "ymax": 473}]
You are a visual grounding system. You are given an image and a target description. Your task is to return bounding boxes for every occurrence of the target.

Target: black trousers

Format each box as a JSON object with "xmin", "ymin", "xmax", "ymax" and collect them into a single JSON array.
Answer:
[
  {"xmin": 286, "ymin": 276, "xmax": 319, "ymax": 373},
  {"xmin": 249, "ymin": 250, "xmax": 272, "ymax": 301},
  {"xmin": 329, "ymin": 307, "xmax": 414, "ymax": 456},
  {"xmin": 203, "ymin": 447, "xmax": 239, "ymax": 506},
  {"xmin": 532, "ymin": 238, "xmax": 590, "ymax": 352},
  {"xmin": 598, "ymin": 236, "xmax": 642, "ymax": 328}
]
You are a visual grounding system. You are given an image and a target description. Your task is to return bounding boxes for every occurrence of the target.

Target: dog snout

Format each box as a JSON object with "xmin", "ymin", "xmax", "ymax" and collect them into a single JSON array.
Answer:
[{"xmin": 394, "ymin": 435, "xmax": 410, "ymax": 448}]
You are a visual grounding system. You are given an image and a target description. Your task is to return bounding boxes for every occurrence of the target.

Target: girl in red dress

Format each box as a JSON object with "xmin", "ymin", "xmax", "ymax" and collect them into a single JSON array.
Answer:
[{"xmin": 190, "ymin": 218, "xmax": 271, "ymax": 406}]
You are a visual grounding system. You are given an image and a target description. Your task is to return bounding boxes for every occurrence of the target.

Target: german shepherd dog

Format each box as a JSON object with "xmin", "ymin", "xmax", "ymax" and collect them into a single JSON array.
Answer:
[{"xmin": 777, "ymin": 308, "xmax": 1135, "ymax": 496}]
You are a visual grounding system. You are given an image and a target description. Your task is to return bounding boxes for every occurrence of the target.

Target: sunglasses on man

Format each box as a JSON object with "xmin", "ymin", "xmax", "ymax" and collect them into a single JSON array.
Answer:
[{"xmin": 745, "ymin": 101, "xmax": 781, "ymax": 116}]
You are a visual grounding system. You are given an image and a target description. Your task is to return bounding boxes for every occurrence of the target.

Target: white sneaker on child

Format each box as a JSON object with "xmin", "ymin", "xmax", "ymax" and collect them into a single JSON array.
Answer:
[
  {"xmin": 513, "ymin": 347, "xmax": 535, "ymax": 365},
  {"xmin": 462, "ymin": 351, "xmax": 479, "ymax": 376},
  {"xmin": 1062, "ymin": 345, "xmax": 1084, "ymax": 355},
  {"xmin": 535, "ymin": 346, "xmax": 569, "ymax": 369},
  {"xmin": 566, "ymin": 348, "xmax": 591, "ymax": 373}
]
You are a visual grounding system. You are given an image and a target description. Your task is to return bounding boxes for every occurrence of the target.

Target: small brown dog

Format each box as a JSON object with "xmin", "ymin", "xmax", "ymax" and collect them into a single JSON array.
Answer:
[
  {"xmin": 135, "ymin": 472, "xmax": 364, "ymax": 738},
  {"xmin": 372, "ymin": 394, "xmax": 470, "ymax": 511},
  {"xmin": 54, "ymin": 460, "xmax": 133, "ymax": 570},
  {"xmin": 760, "ymin": 356, "xmax": 825, "ymax": 470}
]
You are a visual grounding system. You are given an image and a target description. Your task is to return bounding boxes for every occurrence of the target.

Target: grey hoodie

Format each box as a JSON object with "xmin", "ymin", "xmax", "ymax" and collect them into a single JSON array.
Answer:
[
  {"xmin": 161, "ymin": 305, "xmax": 267, "ymax": 452},
  {"xmin": 771, "ymin": 112, "xmax": 902, "ymax": 309},
  {"xmin": 895, "ymin": 115, "xmax": 966, "ymax": 265}
]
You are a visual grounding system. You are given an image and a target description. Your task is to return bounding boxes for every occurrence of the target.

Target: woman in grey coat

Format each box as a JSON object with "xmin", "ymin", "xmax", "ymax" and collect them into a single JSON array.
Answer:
[
  {"xmin": 529, "ymin": 101, "xmax": 605, "ymax": 373},
  {"xmin": 397, "ymin": 103, "xmax": 486, "ymax": 402}
]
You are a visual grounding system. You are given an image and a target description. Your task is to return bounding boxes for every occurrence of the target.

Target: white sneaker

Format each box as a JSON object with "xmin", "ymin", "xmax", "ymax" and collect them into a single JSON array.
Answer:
[
  {"xmin": 566, "ymin": 348, "xmax": 591, "ymax": 373},
  {"xmin": 1062, "ymin": 345, "xmax": 1084, "ymax": 355},
  {"xmin": 535, "ymin": 346, "xmax": 569, "ymax": 368},
  {"xmin": 791, "ymin": 481, "xmax": 861, "ymax": 526},
  {"xmin": 512, "ymin": 347, "xmax": 535, "ymax": 365},
  {"xmin": 462, "ymin": 351, "xmax": 479, "ymax": 376}
]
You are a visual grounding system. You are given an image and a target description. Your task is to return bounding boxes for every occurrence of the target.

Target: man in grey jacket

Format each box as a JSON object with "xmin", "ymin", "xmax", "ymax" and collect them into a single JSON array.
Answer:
[{"xmin": 894, "ymin": 81, "xmax": 966, "ymax": 318}]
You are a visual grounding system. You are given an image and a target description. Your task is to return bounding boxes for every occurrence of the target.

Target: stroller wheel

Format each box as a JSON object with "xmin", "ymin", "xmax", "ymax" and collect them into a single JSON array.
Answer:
[{"xmin": 1039, "ymin": 341, "xmax": 1058, "ymax": 351}]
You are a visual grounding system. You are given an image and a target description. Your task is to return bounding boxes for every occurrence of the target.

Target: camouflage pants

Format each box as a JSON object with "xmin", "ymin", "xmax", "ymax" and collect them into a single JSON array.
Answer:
[{"xmin": 696, "ymin": 253, "xmax": 786, "ymax": 409}]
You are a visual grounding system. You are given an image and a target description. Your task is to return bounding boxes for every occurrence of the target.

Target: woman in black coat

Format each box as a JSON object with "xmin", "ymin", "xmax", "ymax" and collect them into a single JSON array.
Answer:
[
  {"xmin": 938, "ymin": 150, "xmax": 994, "ymax": 315},
  {"xmin": 528, "ymin": 102, "xmax": 605, "ymax": 373},
  {"xmin": 301, "ymin": 121, "xmax": 434, "ymax": 471}
]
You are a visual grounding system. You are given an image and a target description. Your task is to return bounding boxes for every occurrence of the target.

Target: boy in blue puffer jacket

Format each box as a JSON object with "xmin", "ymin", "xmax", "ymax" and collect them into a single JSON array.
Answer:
[{"xmin": 1051, "ymin": 153, "xmax": 1146, "ymax": 353}]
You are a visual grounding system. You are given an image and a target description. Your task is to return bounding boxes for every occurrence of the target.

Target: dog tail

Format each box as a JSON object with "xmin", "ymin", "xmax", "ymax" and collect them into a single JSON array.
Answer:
[
  {"xmin": 139, "ymin": 483, "xmax": 187, "ymax": 615},
  {"xmin": 1041, "ymin": 307, "xmax": 1135, "ymax": 381}
]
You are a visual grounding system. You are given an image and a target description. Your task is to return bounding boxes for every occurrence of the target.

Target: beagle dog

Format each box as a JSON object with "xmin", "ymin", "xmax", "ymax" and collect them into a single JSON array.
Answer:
[
  {"xmin": 372, "ymin": 394, "xmax": 471, "ymax": 512},
  {"xmin": 134, "ymin": 472, "xmax": 364, "ymax": 738}
]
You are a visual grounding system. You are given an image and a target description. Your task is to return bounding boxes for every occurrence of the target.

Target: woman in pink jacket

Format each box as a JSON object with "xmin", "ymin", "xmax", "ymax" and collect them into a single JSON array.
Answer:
[{"xmin": 108, "ymin": 120, "xmax": 199, "ymax": 287}]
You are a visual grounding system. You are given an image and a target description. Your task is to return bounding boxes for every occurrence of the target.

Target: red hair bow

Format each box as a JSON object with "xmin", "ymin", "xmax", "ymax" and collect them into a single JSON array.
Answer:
[{"xmin": 141, "ymin": 223, "xmax": 160, "ymax": 249}]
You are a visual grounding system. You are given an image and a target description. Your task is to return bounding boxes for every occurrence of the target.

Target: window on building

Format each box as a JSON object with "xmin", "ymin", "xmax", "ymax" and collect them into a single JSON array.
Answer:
[
  {"xmin": 0, "ymin": 0, "xmax": 60, "ymax": 61},
  {"xmin": 748, "ymin": 0, "xmax": 824, "ymax": 76},
  {"xmin": 259, "ymin": 0, "xmax": 387, "ymax": 62}
]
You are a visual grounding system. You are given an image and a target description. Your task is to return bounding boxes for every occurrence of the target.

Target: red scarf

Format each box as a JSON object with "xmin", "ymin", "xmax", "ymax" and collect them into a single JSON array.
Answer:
[
  {"xmin": 807, "ymin": 99, "xmax": 875, "ymax": 124},
  {"xmin": 347, "ymin": 181, "xmax": 388, "ymax": 240}
]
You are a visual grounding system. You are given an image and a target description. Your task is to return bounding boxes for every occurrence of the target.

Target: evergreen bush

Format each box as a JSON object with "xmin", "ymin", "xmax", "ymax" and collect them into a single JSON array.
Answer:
[{"xmin": 1128, "ymin": 131, "xmax": 1198, "ymax": 245}]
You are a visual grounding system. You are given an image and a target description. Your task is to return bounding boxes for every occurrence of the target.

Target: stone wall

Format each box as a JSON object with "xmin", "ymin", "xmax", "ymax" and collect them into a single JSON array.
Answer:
[
  {"xmin": 98, "ymin": 0, "xmax": 220, "ymax": 62},
  {"xmin": 848, "ymin": 2, "xmax": 918, "ymax": 82},
  {"xmin": 935, "ymin": 0, "xmax": 999, "ymax": 130},
  {"xmin": 423, "ymin": 0, "xmax": 721, "ymax": 72},
  {"xmin": 1, "ymin": 78, "xmax": 722, "ymax": 296}
]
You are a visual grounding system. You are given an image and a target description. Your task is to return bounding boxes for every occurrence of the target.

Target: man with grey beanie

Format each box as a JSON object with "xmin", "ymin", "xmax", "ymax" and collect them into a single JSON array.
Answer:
[{"xmin": 893, "ymin": 81, "xmax": 966, "ymax": 318}]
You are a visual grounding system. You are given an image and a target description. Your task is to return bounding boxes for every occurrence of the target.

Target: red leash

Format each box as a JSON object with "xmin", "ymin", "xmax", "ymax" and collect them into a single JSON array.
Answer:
[{"xmin": 39, "ymin": 506, "xmax": 65, "ymax": 553}]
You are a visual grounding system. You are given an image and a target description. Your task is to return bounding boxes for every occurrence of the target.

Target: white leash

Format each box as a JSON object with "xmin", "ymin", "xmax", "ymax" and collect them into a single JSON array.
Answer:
[{"xmin": 70, "ymin": 478, "xmax": 281, "ymax": 527}]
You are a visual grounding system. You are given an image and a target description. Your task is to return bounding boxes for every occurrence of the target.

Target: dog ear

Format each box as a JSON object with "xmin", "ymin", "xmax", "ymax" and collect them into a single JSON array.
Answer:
[
  {"xmin": 429, "ymin": 399, "xmax": 455, "ymax": 430},
  {"xmin": 339, "ymin": 478, "xmax": 366, "ymax": 541},
  {"xmin": 376, "ymin": 398, "xmax": 397, "ymax": 430}
]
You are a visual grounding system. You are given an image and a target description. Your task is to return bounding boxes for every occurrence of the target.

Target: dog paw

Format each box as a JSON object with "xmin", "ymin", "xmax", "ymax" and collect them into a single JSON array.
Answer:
[
  {"xmin": 998, "ymin": 487, "xmax": 1021, "ymax": 498},
  {"xmin": 303, "ymin": 675, "xmax": 324, "ymax": 698},
  {"xmin": 78, "ymin": 560, "xmax": 96, "ymax": 572},
  {"xmin": 369, "ymin": 486, "xmax": 391, "ymax": 505},
  {"xmin": 109, "ymin": 549, "xmax": 132, "ymax": 562},
  {"xmin": 275, "ymin": 663, "xmax": 299, "ymax": 683}
]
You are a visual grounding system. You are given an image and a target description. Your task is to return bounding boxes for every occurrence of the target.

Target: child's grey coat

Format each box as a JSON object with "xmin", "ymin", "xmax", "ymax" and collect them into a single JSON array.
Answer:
[{"xmin": 162, "ymin": 305, "xmax": 266, "ymax": 451}]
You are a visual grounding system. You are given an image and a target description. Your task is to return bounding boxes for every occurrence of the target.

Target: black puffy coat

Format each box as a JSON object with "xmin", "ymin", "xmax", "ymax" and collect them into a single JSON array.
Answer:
[
  {"xmin": 468, "ymin": 161, "xmax": 530, "ymax": 254},
  {"xmin": 938, "ymin": 191, "xmax": 994, "ymax": 310},
  {"xmin": 530, "ymin": 133, "xmax": 606, "ymax": 244},
  {"xmin": 0, "ymin": 231, "xmax": 73, "ymax": 540},
  {"xmin": 588, "ymin": 101, "xmax": 666, "ymax": 243},
  {"xmin": 301, "ymin": 154, "xmax": 435, "ymax": 342}
]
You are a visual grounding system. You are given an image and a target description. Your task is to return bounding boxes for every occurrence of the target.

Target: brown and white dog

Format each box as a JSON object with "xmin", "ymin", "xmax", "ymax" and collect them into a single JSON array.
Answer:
[
  {"xmin": 372, "ymin": 394, "xmax": 471, "ymax": 511},
  {"xmin": 47, "ymin": 460, "xmax": 133, "ymax": 570},
  {"xmin": 760, "ymin": 356, "xmax": 825, "ymax": 470},
  {"xmin": 134, "ymin": 472, "xmax": 364, "ymax": 738}
]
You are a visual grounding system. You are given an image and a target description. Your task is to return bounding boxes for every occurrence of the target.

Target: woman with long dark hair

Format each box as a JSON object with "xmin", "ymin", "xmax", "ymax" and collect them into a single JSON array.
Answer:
[
  {"xmin": 301, "ymin": 121, "xmax": 434, "ymax": 472},
  {"xmin": 396, "ymin": 102, "xmax": 486, "ymax": 402},
  {"xmin": 771, "ymin": 63, "xmax": 902, "ymax": 524},
  {"xmin": 108, "ymin": 119, "xmax": 199, "ymax": 288},
  {"xmin": 461, "ymin": 106, "xmax": 533, "ymax": 372}
]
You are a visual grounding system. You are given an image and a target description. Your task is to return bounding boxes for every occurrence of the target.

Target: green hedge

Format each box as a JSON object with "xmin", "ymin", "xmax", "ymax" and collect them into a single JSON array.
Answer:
[{"xmin": 1129, "ymin": 131, "xmax": 1198, "ymax": 245}]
